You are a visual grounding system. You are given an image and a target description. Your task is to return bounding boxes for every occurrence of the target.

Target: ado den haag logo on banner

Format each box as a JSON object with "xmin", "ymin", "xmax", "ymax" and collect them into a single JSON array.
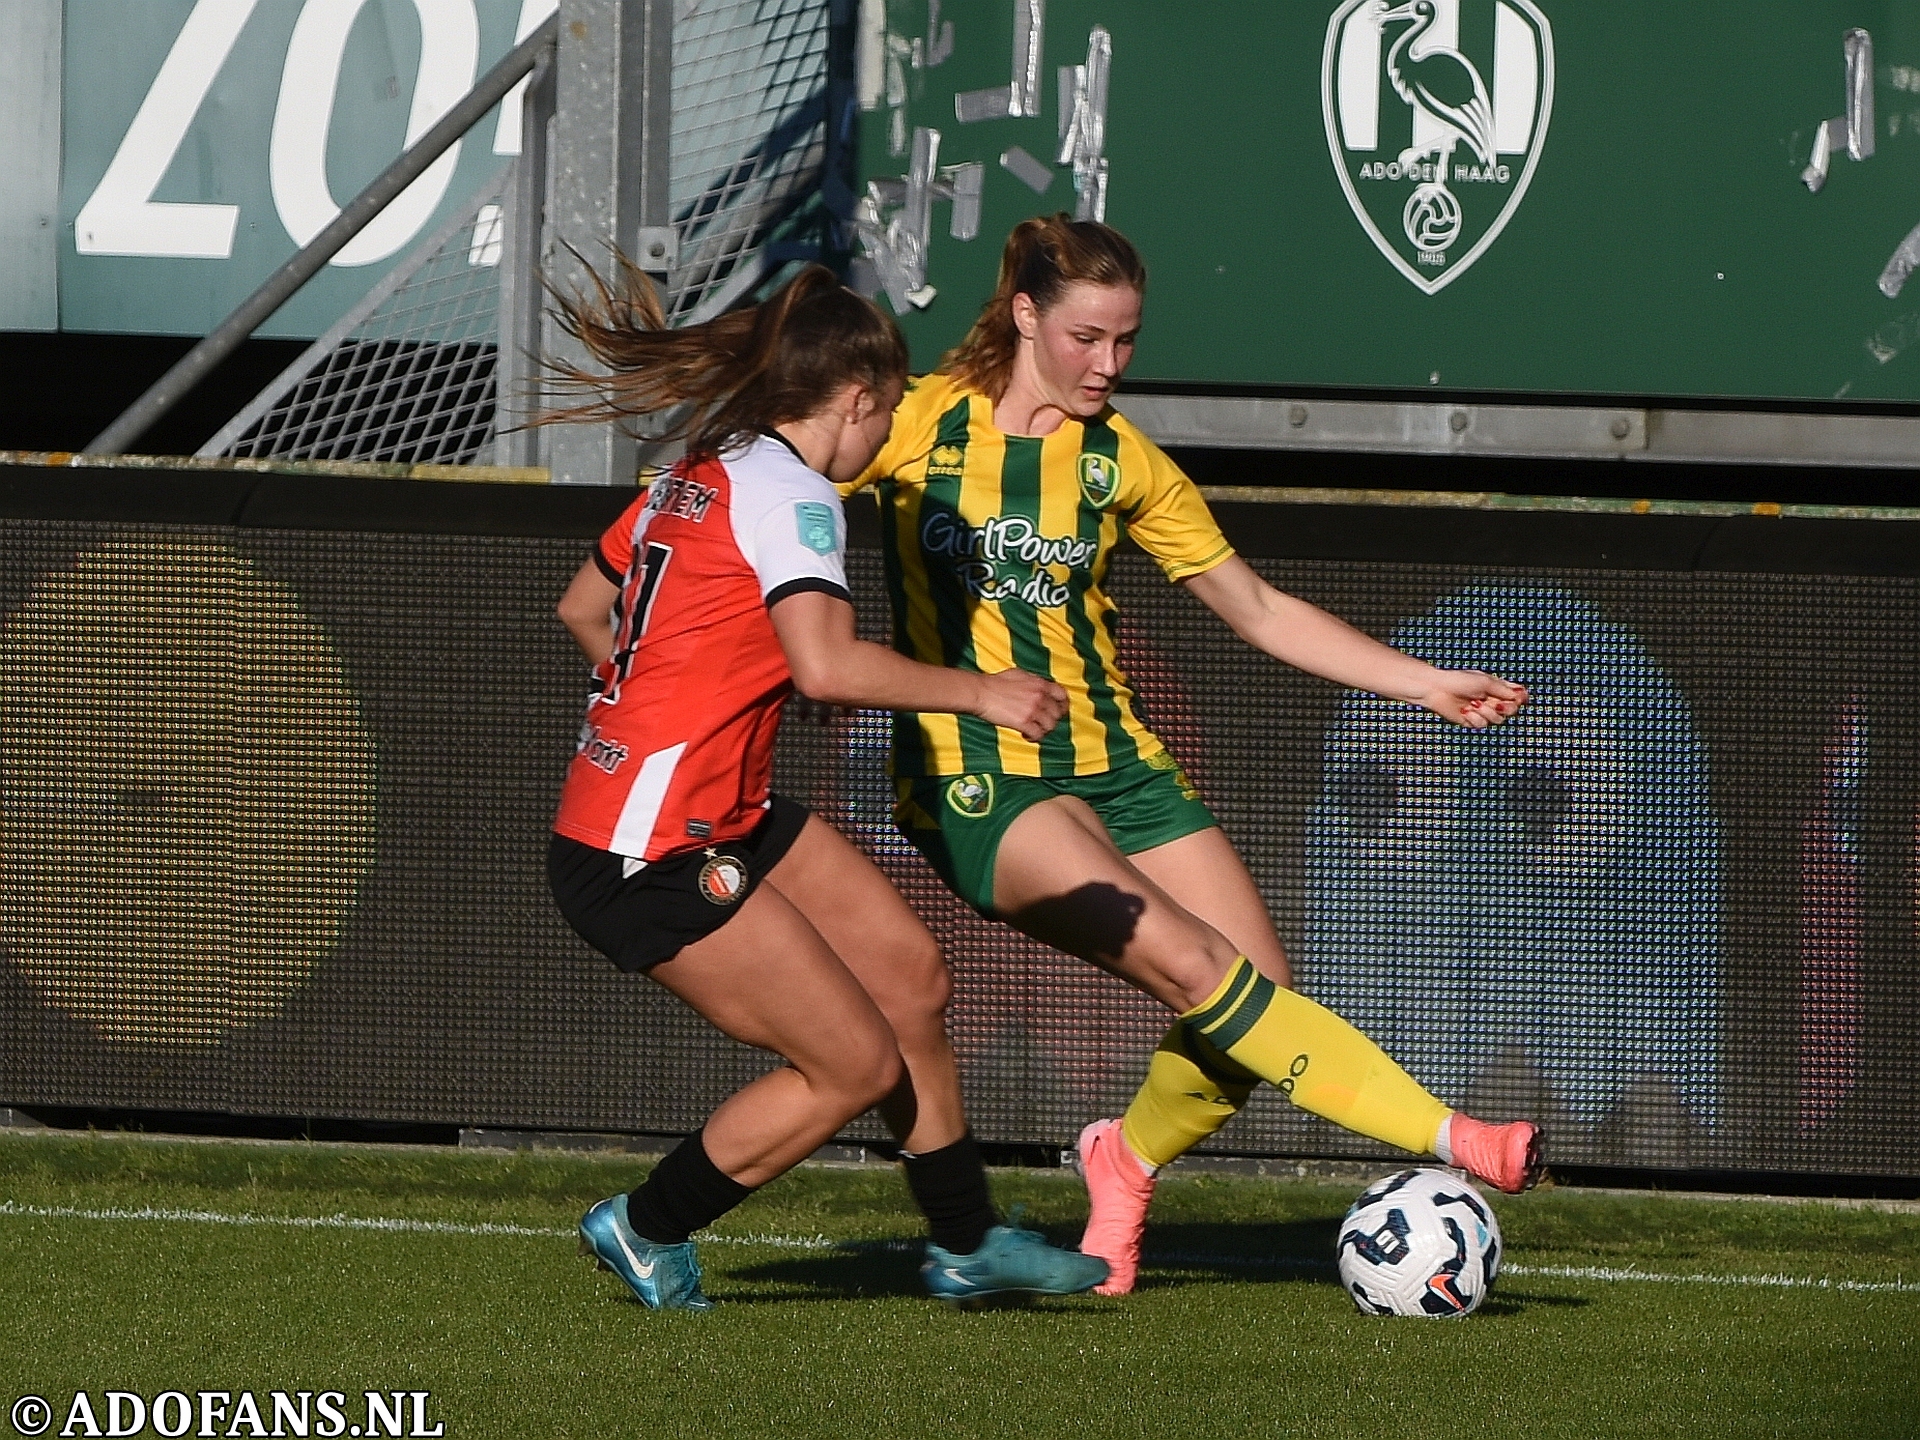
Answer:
[{"xmin": 1323, "ymin": 0, "xmax": 1554, "ymax": 294}]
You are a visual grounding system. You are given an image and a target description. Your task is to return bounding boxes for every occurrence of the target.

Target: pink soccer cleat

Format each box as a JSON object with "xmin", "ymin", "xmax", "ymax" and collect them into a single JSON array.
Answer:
[
  {"xmin": 1445, "ymin": 1115, "xmax": 1544, "ymax": 1194},
  {"xmin": 1075, "ymin": 1118, "xmax": 1157, "ymax": 1295}
]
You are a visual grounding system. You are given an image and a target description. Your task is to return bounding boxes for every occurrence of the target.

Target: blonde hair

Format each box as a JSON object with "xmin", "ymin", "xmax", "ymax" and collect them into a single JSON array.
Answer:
[
  {"xmin": 938, "ymin": 214, "xmax": 1147, "ymax": 399},
  {"xmin": 541, "ymin": 257, "xmax": 908, "ymax": 455}
]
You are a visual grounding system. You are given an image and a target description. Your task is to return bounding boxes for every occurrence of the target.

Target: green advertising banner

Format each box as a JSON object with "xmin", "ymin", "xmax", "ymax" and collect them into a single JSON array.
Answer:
[
  {"xmin": 858, "ymin": 0, "xmax": 1920, "ymax": 404},
  {"xmin": 59, "ymin": 0, "xmax": 546, "ymax": 339}
]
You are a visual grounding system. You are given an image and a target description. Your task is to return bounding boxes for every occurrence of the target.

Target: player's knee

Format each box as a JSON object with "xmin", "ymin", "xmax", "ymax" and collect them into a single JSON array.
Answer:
[
  {"xmin": 861, "ymin": 934, "xmax": 952, "ymax": 1043},
  {"xmin": 831, "ymin": 1029, "xmax": 904, "ymax": 1112},
  {"xmin": 922, "ymin": 954, "xmax": 953, "ymax": 1017},
  {"xmin": 1164, "ymin": 924, "xmax": 1243, "ymax": 1011},
  {"xmin": 853, "ymin": 1042, "xmax": 905, "ymax": 1111},
  {"xmin": 893, "ymin": 934, "xmax": 952, "ymax": 1019}
]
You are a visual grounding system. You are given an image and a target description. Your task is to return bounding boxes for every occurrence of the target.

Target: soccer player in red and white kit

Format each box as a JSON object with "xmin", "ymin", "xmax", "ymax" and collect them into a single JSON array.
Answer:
[{"xmin": 543, "ymin": 263, "xmax": 1108, "ymax": 1310}]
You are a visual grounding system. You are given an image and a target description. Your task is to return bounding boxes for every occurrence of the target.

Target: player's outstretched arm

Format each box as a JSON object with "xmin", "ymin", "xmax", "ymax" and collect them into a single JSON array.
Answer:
[
  {"xmin": 771, "ymin": 590, "xmax": 1067, "ymax": 742},
  {"xmin": 1181, "ymin": 556, "xmax": 1527, "ymax": 728}
]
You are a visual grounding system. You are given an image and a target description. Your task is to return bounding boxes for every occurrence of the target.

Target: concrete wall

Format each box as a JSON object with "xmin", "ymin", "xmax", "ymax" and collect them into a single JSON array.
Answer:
[{"xmin": 0, "ymin": 0, "xmax": 62, "ymax": 331}]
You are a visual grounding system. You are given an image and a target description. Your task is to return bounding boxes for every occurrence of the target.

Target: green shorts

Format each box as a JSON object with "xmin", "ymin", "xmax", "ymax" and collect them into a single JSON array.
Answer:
[{"xmin": 893, "ymin": 752, "xmax": 1219, "ymax": 915}]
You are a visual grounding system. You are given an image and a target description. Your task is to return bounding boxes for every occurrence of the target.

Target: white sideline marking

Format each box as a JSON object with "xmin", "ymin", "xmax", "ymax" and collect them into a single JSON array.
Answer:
[
  {"xmin": 5, "ymin": 1202, "xmax": 1915, "ymax": 1294},
  {"xmin": 706, "ymin": 1230, "xmax": 840, "ymax": 1250},
  {"xmin": 1144, "ymin": 1250, "xmax": 1920, "ymax": 1294},
  {"xmin": 0, "ymin": 1200, "xmax": 840, "ymax": 1251},
  {"xmin": 1500, "ymin": 1262, "xmax": 1920, "ymax": 1294},
  {"xmin": 0, "ymin": 1200, "xmax": 574, "ymax": 1239}
]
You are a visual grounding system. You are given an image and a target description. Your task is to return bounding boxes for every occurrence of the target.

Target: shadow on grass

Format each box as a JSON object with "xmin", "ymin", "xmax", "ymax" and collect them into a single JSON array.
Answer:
[
  {"xmin": 723, "ymin": 1239, "xmax": 930, "ymax": 1301},
  {"xmin": 694, "ymin": 1228, "xmax": 1586, "ymax": 1318},
  {"xmin": 1476, "ymin": 1291, "xmax": 1593, "ymax": 1315},
  {"xmin": 717, "ymin": 1216, "xmax": 1354, "ymax": 1302},
  {"xmin": 1131, "ymin": 1217, "xmax": 1346, "ymax": 1290}
]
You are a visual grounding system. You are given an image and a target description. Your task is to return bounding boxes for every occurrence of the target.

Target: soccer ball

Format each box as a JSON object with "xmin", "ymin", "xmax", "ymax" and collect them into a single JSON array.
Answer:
[{"xmin": 1335, "ymin": 1168, "xmax": 1502, "ymax": 1316}]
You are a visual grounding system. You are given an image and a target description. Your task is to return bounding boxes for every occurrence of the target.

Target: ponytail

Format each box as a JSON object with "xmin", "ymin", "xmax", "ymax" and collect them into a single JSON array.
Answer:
[
  {"xmin": 539, "ymin": 255, "xmax": 908, "ymax": 455},
  {"xmin": 939, "ymin": 214, "xmax": 1147, "ymax": 399}
]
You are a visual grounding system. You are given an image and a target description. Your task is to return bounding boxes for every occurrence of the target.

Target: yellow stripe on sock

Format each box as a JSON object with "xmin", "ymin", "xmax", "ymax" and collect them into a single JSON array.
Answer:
[{"xmin": 1184, "ymin": 957, "xmax": 1257, "ymax": 1035}]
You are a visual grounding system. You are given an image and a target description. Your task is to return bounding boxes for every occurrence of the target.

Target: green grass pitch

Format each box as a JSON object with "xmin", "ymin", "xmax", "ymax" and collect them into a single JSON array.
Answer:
[{"xmin": 1, "ymin": 1131, "xmax": 1915, "ymax": 1439}]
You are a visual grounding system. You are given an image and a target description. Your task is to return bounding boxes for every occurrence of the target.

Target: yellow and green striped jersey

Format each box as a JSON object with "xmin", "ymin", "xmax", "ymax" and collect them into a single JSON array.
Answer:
[{"xmin": 842, "ymin": 372, "xmax": 1235, "ymax": 778}]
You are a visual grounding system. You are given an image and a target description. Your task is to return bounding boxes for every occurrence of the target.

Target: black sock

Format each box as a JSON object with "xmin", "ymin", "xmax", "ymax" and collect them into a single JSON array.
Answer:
[
  {"xmin": 902, "ymin": 1131, "xmax": 997, "ymax": 1255},
  {"xmin": 625, "ymin": 1131, "xmax": 755, "ymax": 1245}
]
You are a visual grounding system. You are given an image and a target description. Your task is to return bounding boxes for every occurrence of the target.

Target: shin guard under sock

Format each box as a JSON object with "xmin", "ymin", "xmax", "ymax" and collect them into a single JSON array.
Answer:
[
  {"xmin": 901, "ymin": 1131, "xmax": 997, "ymax": 1255},
  {"xmin": 626, "ymin": 1130, "xmax": 755, "ymax": 1245},
  {"xmin": 1180, "ymin": 957, "xmax": 1451, "ymax": 1158},
  {"xmin": 1120, "ymin": 1017, "xmax": 1260, "ymax": 1170}
]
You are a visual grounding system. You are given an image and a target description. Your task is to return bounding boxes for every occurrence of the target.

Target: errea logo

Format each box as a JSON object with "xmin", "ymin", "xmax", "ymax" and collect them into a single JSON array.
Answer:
[
  {"xmin": 1322, "ymin": 0, "xmax": 1554, "ymax": 294},
  {"xmin": 927, "ymin": 444, "xmax": 966, "ymax": 477}
]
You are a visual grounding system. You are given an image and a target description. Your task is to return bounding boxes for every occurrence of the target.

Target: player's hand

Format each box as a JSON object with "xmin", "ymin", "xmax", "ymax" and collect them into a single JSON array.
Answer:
[
  {"xmin": 976, "ymin": 668, "xmax": 1070, "ymax": 741},
  {"xmin": 1416, "ymin": 671, "xmax": 1529, "ymax": 729}
]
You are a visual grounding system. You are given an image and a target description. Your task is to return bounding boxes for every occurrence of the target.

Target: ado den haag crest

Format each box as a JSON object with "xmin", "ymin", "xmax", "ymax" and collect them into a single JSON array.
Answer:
[{"xmin": 1322, "ymin": 0, "xmax": 1554, "ymax": 294}]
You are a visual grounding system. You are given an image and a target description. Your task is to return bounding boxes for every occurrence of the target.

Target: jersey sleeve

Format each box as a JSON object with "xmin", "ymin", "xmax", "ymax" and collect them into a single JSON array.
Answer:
[
  {"xmin": 593, "ymin": 496, "xmax": 646, "ymax": 582},
  {"xmin": 1120, "ymin": 432, "xmax": 1236, "ymax": 582},
  {"xmin": 743, "ymin": 488, "xmax": 852, "ymax": 607}
]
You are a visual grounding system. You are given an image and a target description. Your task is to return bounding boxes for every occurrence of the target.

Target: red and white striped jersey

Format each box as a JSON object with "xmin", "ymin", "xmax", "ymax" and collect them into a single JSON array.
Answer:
[{"xmin": 552, "ymin": 433, "xmax": 850, "ymax": 862}]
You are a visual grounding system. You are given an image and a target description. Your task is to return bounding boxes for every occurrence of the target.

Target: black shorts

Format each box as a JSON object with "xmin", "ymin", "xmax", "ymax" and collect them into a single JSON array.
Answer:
[{"xmin": 547, "ymin": 797, "xmax": 810, "ymax": 973}]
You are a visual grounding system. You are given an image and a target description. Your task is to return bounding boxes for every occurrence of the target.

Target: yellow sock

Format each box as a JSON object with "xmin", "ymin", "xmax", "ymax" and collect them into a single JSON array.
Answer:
[
  {"xmin": 1176, "ymin": 957, "xmax": 1451, "ymax": 1159},
  {"xmin": 1119, "ymin": 1017, "xmax": 1259, "ymax": 1170}
]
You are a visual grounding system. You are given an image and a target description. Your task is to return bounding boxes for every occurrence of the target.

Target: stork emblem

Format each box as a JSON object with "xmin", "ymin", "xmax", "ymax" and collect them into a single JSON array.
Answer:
[{"xmin": 1322, "ymin": 0, "xmax": 1554, "ymax": 294}]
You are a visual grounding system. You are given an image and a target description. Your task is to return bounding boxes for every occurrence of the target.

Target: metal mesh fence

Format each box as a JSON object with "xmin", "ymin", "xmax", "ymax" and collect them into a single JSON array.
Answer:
[
  {"xmin": 667, "ymin": 0, "xmax": 835, "ymax": 326},
  {"xmin": 206, "ymin": 0, "xmax": 836, "ymax": 463},
  {"xmin": 205, "ymin": 177, "xmax": 512, "ymax": 466}
]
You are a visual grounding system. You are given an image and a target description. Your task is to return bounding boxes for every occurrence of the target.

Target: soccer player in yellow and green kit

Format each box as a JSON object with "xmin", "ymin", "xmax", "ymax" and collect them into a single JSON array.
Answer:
[{"xmin": 842, "ymin": 214, "xmax": 1542, "ymax": 1294}]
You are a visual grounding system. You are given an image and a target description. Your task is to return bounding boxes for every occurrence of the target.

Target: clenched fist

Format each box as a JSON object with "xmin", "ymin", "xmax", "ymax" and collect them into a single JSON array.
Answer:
[{"xmin": 976, "ymin": 668, "xmax": 1070, "ymax": 741}]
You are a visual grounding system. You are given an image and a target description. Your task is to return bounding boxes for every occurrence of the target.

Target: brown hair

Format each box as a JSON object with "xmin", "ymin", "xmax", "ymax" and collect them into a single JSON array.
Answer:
[
  {"xmin": 539, "ymin": 256, "xmax": 908, "ymax": 455},
  {"xmin": 938, "ymin": 214, "xmax": 1147, "ymax": 399}
]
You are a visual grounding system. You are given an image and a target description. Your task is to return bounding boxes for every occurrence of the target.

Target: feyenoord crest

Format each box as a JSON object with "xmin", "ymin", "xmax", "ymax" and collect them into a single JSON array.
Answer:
[
  {"xmin": 696, "ymin": 853, "xmax": 748, "ymax": 905},
  {"xmin": 1322, "ymin": 0, "xmax": 1554, "ymax": 294}
]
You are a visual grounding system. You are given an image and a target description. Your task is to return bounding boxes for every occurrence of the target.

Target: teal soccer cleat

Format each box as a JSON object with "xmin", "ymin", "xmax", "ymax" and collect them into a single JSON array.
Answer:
[
  {"xmin": 577, "ymin": 1196, "xmax": 715, "ymax": 1312},
  {"xmin": 921, "ymin": 1217, "xmax": 1109, "ymax": 1307}
]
